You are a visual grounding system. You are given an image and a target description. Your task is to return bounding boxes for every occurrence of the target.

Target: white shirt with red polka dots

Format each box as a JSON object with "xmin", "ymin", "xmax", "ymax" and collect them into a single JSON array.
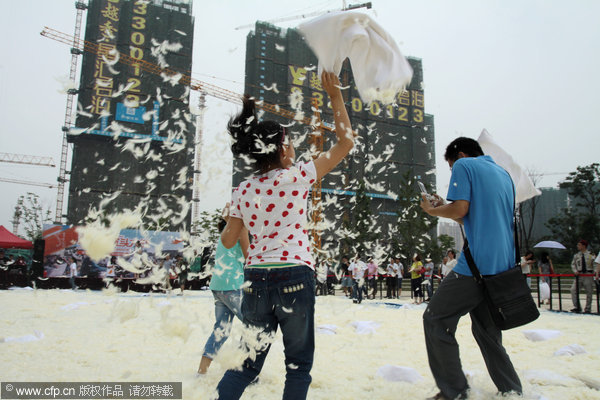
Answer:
[{"xmin": 230, "ymin": 161, "xmax": 317, "ymax": 270}]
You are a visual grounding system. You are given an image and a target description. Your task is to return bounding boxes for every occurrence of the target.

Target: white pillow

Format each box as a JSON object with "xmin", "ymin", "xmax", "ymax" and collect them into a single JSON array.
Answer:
[
  {"xmin": 553, "ymin": 344, "xmax": 587, "ymax": 356},
  {"xmin": 376, "ymin": 365, "xmax": 423, "ymax": 383},
  {"xmin": 350, "ymin": 320, "xmax": 381, "ymax": 335},
  {"xmin": 522, "ymin": 329, "xmax": 561, "ymax": 342}
]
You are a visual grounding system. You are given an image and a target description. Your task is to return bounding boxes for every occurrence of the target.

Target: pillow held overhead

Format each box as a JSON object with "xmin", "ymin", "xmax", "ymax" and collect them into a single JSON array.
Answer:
[{"xmin": 299, "ymin": 11, "xmax": 413, "ymax": 105}]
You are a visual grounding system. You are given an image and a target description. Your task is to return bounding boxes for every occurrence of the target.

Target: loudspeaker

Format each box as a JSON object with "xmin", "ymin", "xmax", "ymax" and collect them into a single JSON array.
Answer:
[
  {"xmin": 30, "ymin": 239, "xmax": 45, "ymax": 280},
  {"xmin": 33, "ymin": 239, "xmax": 45, "ymax": 263}
]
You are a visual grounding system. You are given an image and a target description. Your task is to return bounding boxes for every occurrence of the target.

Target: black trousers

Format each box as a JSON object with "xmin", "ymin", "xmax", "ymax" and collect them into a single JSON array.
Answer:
[{"xmin": 423, "ymin": 271, "xmax": 522, "ymax": 398}]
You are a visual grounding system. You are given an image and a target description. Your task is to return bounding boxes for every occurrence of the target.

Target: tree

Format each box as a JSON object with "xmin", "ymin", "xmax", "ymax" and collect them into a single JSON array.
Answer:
[
  {"xmin": 194, "ymin": 209, "xmax": 223, "ymax": 246},
  {"xmin": 340, "ymin": 179, "xmax": 380, "ymax": 256},
  {"xmin": 390, "ymin": 170, "xmax": 438, "ymax": 268},
  {"xmin": 187, "ymin": 209, "xmax": 223, "ymax": 274},
  {"xmin": 518, "ymin": 168, "xmax": 542, "ymax": 250},
  {"xmin": 437, "ymin": 234, "xmax": 456, "ymax": 254},
  {"xmin": 12, "ymin": 193, "xmax": 52, "ymax": 241},
  {"xmin": 546, "ymin": 163, "xmax": 600, "ymax": 256},
  {"xmin": 12, "ymin": 197, "xmax": 23, "ymax": 234}
]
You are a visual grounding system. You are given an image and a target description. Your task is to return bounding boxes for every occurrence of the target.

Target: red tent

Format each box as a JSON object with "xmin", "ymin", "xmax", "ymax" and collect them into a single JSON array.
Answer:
[{"xmin": 0, "ymin": 226, "xmax": 33, "ymax": 249}]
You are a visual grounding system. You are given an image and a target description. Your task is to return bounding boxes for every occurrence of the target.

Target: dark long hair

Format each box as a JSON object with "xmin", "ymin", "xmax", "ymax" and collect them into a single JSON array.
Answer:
[{"xmin": 228, "ymin": 95, "xmax": 287, "ymax": 172}]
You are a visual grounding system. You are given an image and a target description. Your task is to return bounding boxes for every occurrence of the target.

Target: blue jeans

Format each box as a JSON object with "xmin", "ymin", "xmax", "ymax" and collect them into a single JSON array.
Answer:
[
  {"xmin": 216, "ymin": 265, "xmax": 315, "ymax": 400},
  {"xmin": 425, "ymin": 276, "xmax": 433, "ymax": 299},
  {"xmin": 203, "ymin": 290, "xmax": 243, "ymax": 358}
]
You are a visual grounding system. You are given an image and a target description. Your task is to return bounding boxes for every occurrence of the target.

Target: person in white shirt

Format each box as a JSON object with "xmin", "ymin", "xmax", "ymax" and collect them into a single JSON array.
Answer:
[
  {"xmin": 394, "ymin": 258, "xmax": 403, "ymax": 297},
  {"xmin": 385, "ymin": 257, "xmax": 397, "ymax": 298},
  {"xmin": 443, "ymin": 250, "xmax": 458, "ymax": 278},
  {"xmin": 69, "ymin": 256, "xmax": 77, "ymax": 290},
  {"xmin": 440, "ymin": 256, "xmax": 448, "ymax": 278},
  {"xmin": 161, "ymin": 254, "xmax": 174, "ymax": 292},
  {"xmin": 423, "ymin": 258, "xmax": 434, "ymax": 301},
  {"xmin": 106, "ymin": 256, "xmax": 117, "ymax": 278},
  {"xmin": 349, "ymin": 254, "xmax": 367, "ymax": 304},
  {"xmin": 521, "ymin": 250, "xmax": 535, "ymax": 288},
  {"xmin": 594, "ymin": 252, "xmax": 600, "ymax": 280}
]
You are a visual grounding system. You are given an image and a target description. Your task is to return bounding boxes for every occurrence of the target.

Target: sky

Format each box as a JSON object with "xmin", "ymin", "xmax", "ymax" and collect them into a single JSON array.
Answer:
[{"xmin": 1, "ymin": 0, "xmax": 599, "ymax": 236}]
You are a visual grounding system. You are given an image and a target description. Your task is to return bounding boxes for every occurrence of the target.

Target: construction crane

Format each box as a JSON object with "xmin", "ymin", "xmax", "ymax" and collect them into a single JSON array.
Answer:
[
  {"xmin": 41, "ymin": 27, "xmax": 334, "ymax": 133},
  {"xmin": 0, "ymin": 178, "xmax": 56, "ymax": 189},
  {"xmin": 192, "ymin": 93, "xmax": 207, "ymax": 227},
  {"xmin": 41, "ymin": 23, "xmax": 340, "ymax": 247},
  {"xmin": 234, "ymin": 2, "xmax": 372, "ymax": 30},
  {"xmin": 0, "ymin": 153, "xmax": 56, "ymax": 168}
]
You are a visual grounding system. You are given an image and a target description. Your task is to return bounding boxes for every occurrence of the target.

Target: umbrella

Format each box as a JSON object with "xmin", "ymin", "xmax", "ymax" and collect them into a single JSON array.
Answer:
[{"xmin": 533, "ymin": 241, "xmax": 566, "ymax": 250}]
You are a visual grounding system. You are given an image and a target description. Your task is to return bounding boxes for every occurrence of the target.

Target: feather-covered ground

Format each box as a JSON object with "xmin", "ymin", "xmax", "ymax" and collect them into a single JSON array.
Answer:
[{"xmin": 1, "ymin": 288, "xmax": 599, "ymax": 400}]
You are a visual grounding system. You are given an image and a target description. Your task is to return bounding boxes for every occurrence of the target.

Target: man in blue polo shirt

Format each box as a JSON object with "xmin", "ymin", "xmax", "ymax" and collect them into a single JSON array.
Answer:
[{"xmin": 419, "ymin": 137, "xmax": 522, "ymax": 400}]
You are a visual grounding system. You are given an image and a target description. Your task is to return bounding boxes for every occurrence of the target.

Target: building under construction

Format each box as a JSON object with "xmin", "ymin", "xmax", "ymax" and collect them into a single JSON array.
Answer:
[
  {"xmin": 237, "ymin": 21, "xmax": 436, "ymax": 252},
  {"xmin": 62, "ymin": 0, "xmax": 195, "ymax": 230}
]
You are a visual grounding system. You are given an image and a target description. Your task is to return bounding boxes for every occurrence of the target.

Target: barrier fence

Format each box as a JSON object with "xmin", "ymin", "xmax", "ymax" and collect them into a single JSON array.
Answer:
[
  {"xmin": 529, "ymin": 273, "xmax": 599, "ymax": 314},
  {"xmin": 317, "ymin": 273, "xmax": 600, "ymax": 315}
]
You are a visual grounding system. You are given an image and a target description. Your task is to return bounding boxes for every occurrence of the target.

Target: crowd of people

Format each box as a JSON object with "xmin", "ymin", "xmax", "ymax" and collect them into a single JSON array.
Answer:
[
  {"xmin": 0, "ymin": 250, "xmax": 27, "ymax": 270},
  {"xmin": 0, "ymin": 249, "xmax": 28, "ymax": 288},
  {"xmin": 36, "ymin": 241, "xmax": 192, "ymax": 293},
  {"xmin": 309, "ymin": 238, "xmax": 600, "ymax": 316},
  {"xmin": 328, "ymin": 251, "xmax": 456, "ymax": 305}
]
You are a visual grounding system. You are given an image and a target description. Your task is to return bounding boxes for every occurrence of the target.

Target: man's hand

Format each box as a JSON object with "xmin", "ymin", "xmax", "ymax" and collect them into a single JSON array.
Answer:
[
  {"xmin": 420, "ymin": 193, "xmax": 446, "ymax": 213},
  {"xmin": 430, "ymin": 193, "xmax": 446, "ymax": 207},
  {"xmin": 421, "ymin": 195, "xmax": 469, "ymax": 223},
  {"xmin": 420, "ymin": 194, "xmax": 435, "ymax": 214}
]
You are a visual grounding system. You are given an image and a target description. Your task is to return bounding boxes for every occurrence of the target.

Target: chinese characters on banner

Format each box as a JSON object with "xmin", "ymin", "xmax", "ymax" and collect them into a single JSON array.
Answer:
[
  {"xmin": 91, "ymin": 0, "xmax": 121, "ymax": 115},
  {"xmin": 287, "ymin": 65, "xmax": 425, "ymax": 126}
]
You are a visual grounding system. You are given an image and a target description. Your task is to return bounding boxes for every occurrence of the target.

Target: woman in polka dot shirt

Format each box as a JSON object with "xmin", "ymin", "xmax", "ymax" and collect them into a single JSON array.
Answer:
[{"xmin": 216, "ymin": 71, "xmax": 354, "ymax": 400}]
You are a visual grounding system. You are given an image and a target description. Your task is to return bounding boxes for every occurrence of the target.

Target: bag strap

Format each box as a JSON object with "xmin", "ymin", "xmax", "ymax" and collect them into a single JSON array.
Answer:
[
  {"xmin": 508, "ymin": 172, "xmax": 521, "ymax": 268},
  {"xmin": 461, "ymin": 231, "xmax": 483, "ymax": 283},
  {"xmin": 513, "ymin": 204, "xmax": 521, "ymax": 268},
  {"xmin": 460, "ymin": 171, "xmax": 519, "ymax": 283}
]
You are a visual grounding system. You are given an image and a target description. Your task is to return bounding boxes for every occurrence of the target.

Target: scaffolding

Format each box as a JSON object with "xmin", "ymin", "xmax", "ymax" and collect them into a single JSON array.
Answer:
[
  {"xmin": 191, "ymin": 93, "xmax": 206, "ymax": 228},
  {"xmin": 54, "ymin": 1, "xmax": 87, "ymax": 224}
]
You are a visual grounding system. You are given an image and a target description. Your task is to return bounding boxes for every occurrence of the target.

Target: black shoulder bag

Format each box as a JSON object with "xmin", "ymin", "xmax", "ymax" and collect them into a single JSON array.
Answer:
[{"xmin": 461, "ymin": 184, "xmax": 540, "ymax": 330}]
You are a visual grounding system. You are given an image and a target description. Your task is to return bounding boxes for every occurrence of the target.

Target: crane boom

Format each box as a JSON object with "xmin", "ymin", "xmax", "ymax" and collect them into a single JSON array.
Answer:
[
  {"xmin": 0, "ymin": 153, "xmax": 56, "ymax": 167},
  {"xmin": 40, "ymin": 27, "xmax": 332, "ymax": 132},
  {"xmin": 0, "ymin": 177, "xmax": 56, "ymax": 189}
]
